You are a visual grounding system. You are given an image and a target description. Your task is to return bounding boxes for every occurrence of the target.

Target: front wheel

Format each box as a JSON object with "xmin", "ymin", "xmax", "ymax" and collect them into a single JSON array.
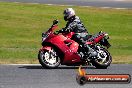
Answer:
[
  {"xmin": 38, "ymin": 48, "xmax": 60, "ymax": 69},
  {"xmin": 91, "ymin": 47, "xmax": 112, "ymax": 69}
]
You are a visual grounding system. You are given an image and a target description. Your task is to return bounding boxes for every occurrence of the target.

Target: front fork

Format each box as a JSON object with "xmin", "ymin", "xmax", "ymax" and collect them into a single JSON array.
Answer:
[{"xmin": 40, "ymin": 46, "xmax": 57, "ymax": 59}]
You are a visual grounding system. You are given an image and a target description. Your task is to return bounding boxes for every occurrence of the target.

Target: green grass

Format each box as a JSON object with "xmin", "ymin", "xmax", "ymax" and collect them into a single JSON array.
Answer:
[{"xmin": 0, "ymin": 2, "xmax": 132, "ymax": 64}]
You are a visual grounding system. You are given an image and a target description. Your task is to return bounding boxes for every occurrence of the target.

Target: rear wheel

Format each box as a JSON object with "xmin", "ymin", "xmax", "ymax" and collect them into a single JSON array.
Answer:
[
  {"xmin": 91, "ymin": 47, "xmax": 112, "ymax": 69},
  {"xmin": 38, "ymin": 48, "xmax": 60, "ymax": 69}
]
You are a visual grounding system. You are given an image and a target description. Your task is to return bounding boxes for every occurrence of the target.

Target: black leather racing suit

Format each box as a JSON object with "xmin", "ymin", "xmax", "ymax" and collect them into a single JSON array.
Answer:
[
  {"xmin": 59, "ymin": 16, "xmax": 97, "ymax": 59},
  {"xmin": 60, "ymin": 16, "xmax": 89, "ymax": 45}
]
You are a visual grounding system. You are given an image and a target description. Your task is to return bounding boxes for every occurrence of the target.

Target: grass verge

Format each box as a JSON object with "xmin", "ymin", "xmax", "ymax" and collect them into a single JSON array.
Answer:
[{"xmin": 0, "ymin": 2, "xmax": 132, "ymax": 64}]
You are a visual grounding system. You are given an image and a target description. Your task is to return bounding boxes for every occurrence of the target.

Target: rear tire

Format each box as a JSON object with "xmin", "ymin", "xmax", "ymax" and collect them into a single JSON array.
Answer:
[
  {"xmin": 38, "ymin": 48, "xmax": 60, "ymax": 69},
  {"xmin": 91, "ymin": 47, "xmax": 112, "ymax": 69}
]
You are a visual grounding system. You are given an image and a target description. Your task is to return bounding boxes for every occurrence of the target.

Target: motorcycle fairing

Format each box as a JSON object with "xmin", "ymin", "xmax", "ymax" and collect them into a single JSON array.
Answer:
[
  {"xmin": 40, "ymin": 46, "xmax": 52, "ymax": 51},
  {"xmin": 43, "ymin": 34, "xmax": 81, "ymax": 64}
]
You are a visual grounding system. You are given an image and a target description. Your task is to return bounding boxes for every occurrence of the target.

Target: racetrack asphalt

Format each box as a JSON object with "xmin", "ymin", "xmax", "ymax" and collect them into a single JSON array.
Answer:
[
  {"xmin": 0, "ymin": 0, "xmax": 132, "ymax": 8},
  {"xmin": 0, "ymin": 64, "xmax": 131, "ymax": 88}
]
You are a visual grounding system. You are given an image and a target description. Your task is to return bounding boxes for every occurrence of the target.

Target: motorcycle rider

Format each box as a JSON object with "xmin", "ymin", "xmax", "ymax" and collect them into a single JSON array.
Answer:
[{"xmin": 58, "ymin": 8, "xmax": 97, "ymax": 59}]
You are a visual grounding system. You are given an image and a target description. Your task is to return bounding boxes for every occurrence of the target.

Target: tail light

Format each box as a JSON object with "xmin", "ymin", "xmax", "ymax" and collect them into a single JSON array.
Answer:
[{"xmin": 100, "ymin": 37, "xmax": 111, "ymax": 48}]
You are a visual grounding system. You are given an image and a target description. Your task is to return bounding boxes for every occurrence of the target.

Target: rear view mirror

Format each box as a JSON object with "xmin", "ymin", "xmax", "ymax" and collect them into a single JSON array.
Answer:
[{"xmin": 53, "ymin": 19, "xmax": 59, "ymax": 25}]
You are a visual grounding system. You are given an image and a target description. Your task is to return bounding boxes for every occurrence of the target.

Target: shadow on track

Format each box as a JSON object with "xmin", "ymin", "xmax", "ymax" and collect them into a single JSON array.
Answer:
[{"xmin": 19, "ymin": 65, "xmax": 95, "ymax": 69}]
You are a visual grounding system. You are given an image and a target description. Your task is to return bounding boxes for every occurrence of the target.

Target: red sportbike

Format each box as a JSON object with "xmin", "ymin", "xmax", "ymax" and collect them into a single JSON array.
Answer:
[{"xmin": 38, "ymin": 20, "xmax": 112, "ymax": 69}]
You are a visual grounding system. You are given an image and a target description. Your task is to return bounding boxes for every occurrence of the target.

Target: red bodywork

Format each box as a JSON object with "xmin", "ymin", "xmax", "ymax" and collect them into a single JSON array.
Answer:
[{"xmin": 40, "ymin": 25, "xmax": 106, "ymax": 65}]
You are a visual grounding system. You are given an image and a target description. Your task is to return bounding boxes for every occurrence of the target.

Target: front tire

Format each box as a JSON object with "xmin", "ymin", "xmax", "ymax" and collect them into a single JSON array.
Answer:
[
  {"xmin": 38, "ymin": 48, "xmax": 60, "ymax": 69},
  {"xmin": 91, "ymin": 47, "xmax": 112, "ymax": 69}
]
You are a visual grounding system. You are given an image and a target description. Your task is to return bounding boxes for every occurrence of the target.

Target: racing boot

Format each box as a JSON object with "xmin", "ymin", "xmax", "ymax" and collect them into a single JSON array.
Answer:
[{"xmin": 83, "ymin": 44, "xmax": 98, "ymax": 59}]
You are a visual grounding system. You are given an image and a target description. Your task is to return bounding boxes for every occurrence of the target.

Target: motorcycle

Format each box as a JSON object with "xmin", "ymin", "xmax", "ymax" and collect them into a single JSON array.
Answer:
[{"xmin": 38, "ymin": 20, "xmax": 112, "ymax": 69}]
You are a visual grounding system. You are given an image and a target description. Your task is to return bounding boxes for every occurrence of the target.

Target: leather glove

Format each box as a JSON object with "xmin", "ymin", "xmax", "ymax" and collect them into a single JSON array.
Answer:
[{"xmin": 58, "ymin": 28, "xmax": 65, "ymax": 33}]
